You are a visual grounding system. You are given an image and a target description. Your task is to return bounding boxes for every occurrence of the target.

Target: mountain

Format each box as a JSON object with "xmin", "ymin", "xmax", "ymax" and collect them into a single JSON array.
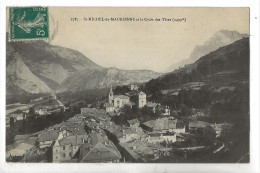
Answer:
[
  {"xmin": 6, "ymin": 39, "xmax": 161, "ymax": 94},
  {"xmin": 165, "ymin": 30, "xmax": 248, "ymax": 72},
  {"xmin": 6, "ymin": 54, "xmax": 52, "ymax": 94},
  {"xmin": 58, "ymin": 67, "xmax": 161, "ymax": 92},
  {"xmin": 143, "ymin": 37, "xmax": 249, "ymax": 94}
]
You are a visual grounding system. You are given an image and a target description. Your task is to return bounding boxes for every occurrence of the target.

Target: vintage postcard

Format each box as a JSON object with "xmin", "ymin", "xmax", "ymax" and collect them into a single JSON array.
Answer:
[{"xmin": 5, "ymin": 7, "xmax": 250, "ymax": 164}]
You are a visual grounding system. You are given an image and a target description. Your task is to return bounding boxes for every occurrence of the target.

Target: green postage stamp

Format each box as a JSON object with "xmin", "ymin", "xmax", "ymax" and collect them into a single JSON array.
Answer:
[{"xmin": 9, "ymin": 7, "xmax": 49, "ymax": 41}]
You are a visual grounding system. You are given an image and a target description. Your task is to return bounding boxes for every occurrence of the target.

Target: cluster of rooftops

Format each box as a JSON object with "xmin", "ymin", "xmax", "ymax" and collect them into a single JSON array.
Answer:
[{"xmin": 7, "ymin": 102, "xmax": 233, "ymax": 163}]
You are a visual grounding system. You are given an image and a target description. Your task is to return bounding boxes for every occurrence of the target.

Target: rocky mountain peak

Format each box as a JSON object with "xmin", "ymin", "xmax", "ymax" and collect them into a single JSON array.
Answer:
[{"xmin": 165, "ymin": 30, "xmax": 248, "ymax": 72}]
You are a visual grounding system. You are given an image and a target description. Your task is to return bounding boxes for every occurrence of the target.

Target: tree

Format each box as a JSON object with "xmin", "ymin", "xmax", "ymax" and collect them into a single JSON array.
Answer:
[
  {"xmin": 29, "ymin": 107, "xmax": 35, "ymax": 116},
  {"xmin": 10, "ymin": 117, "xmax": 14, "ymax": 127}
]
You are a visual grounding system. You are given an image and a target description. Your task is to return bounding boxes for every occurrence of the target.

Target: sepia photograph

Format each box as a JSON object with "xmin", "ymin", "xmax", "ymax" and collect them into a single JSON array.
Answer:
[{"xmin": 4, "ymin": 6, "xmax": 251, "ymax": 165}]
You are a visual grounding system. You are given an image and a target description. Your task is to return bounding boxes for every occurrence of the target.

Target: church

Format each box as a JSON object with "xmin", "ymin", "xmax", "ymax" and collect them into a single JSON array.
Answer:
[{"xmin": 105, "ymin": 86, "xmax": 147, "ymax": 112}]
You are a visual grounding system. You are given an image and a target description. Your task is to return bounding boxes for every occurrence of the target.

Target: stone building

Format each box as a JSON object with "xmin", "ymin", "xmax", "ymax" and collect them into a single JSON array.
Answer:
[
  {"xmin": 108, "ymin": 86, "xmax": 130, "ymax": 108},
  {"xmin": 137, "ymin": 91, "xmax": 147, "ymax": 108},
  {"xmin": 52, "ymin": 134, "xmax": 89, "ymax": 162}
]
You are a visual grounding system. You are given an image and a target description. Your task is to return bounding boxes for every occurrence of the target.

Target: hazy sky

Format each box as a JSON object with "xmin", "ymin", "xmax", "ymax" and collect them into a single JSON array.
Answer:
[{"xmin": 49, "ymin": 7, "xmax": 249, "ymax": 72}]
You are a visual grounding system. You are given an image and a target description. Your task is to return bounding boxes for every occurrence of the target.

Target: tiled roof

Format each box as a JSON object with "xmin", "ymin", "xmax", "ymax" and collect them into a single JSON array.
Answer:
[
  {"xmin": 79, "ymin": 133, "xmax": 121, "ymax": 162},
  {"xmin": 138, "ymin": 91, "xmax": 146, "ymax": 95},
  {"xmin": 86, "ymin": 121, "xmax": 99, "ymax": 129},
  {"xmin": 14, "ymin": 134, "xmax": 30, "ymax": 141},
  {"xmin": 120, "ymin": 140, "xmax": 160, "ymax": 162},
  {"xmin": 104, "ymin": 103, "xmax": 114, "ymax": 108},
  {"xmin": 81, "ymin": 108, "xmax": 106, "ymax": 114},
  {"xmin": 131, "ymin": 127, "xmax": 147, "ymax": 138},
  {"xmin": 114, "ymin": 95, "xmax": 130, "ymax": 99},
  {"xmin": 143, "ymin": 118, "xmax": 184, "ymax": 131},
  {"xmin": 154, "ymin": 118, "xmax": 168, "ymax": 130},
  {"xmin": 106, "ymin": 124, "xmax": 122, "ymax": 134},
  {"xmin": 127, "ymin": 119, "xmax": 140, "ymax": 125},
  {"xmin": 59, "ymin": 135, "xmax": 88, "ymax": 146},
  {"xmin": 7, "ymin": 149, "xmax": 26, "ymax": 157},
  {"xmin": 37, "ymin": 130, "xmax": 59, "ymax": 142},
  {"xmin": 16, "ymin": 143, "xmax": 34, "ymax": 151},
  {"xmin": 146, "ymin": 102, "xmax": 158, "ymax": 108},
  {"xmin": 168, "ymin": 119, "xmax": 184, "ymax": 129}
]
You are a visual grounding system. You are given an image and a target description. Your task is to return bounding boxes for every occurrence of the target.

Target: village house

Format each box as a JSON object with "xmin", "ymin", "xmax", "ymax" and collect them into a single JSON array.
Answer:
[
  {"xmin": 33, "ymin": 98, "xmax": 65, "ymax": 115},
  {"xmin": 211, "ymin": 123, "xmax": 233, "ymax": 138},
  {"xmin": 146, "ymin": 102, "xmax": 159, "ymax": 113},
  {"xmin": 115, "ymin": 127, "xmax": 141, "ymax": 144},
  {"xmin": 37, "ymin": 130, "xmax": 66, "ymax": 148},
  {"xmin": 80, "ymin": 107, "xmax": 112, "ymax": 121},
  {"xmin": 141, "ymin": 117, "xmax": 186, "ymax": 134},
  {"xmin": 52, "ymin": 134, "xmax": 89, "ymax": 163},
  {"xmin": 176, "ymin": 133, "xmax": 187, "ymax": 142},
  {"xmin": 104, "ymin": 122, "xmax": 147, "ymax": 144},
  {"xmin": 145, "ymin": 102, "xmax": 170, "ymax": 116},
  {"xmin": 146, "ymin": 133, "xmax": 177, "ymax": 144},
  {"xmin": 78, "ymin": 133, "xmax": 122, "ymax": 163},
  {"xmin": 120, "ymin": 139, "xmax": 169, "ymax": 163},
  {"xmin": 108, "ymin": 86, "xmax": 130, "ymax": 108},
  {"xmin": 14, "ymin": 134, "xmax": 31, "ymax": 144},
  {"xmin": 113, "ymin": 95, "xmax": 130, "ymax": 108},
  {"xmin": 48, "ymin": 116, "xmax": 87, "ymax": 136},
  {"xmin": 85, "ymin": 121, "xmax": 100, "ymax": 134},
  {"xmin": 162, "ymin": 106, "xmax": 171, "ymax": 116},
  {"xmin": 103, "ymin": 123, "xmax": 123, "ymax": 143},
  {"xmin": 130, "ymin": 84, "xmax": 139, "ymax": 91},
  {"xmin": 34, "ymin": 107, "xmax": 49, "ymax": 116},
  {"xmin": 10, "ymin": 110, "xmax": 26, "ymax": 121},
  {"xmin": 104, "ymin": 102, "xmax": 115, "ymax": 112}
]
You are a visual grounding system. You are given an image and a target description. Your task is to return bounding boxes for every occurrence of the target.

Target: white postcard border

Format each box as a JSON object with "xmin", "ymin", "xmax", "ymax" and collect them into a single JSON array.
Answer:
[{"xmin": 0, "ymin": 0, "xmax": 259, "ymax": 173}]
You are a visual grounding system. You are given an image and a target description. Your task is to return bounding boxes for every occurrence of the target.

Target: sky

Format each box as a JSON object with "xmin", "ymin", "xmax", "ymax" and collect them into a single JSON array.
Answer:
[{"xmin": 48, "ymin": 7, "xmax": 249, "ymax": 72}]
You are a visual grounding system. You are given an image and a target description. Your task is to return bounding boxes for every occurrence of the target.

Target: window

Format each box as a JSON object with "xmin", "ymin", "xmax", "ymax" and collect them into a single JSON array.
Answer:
[
  {"xmin": 63, "ymin": 146, "xmax": 65, "ymax": 150},
  {"xmin": 69, "ymin": 152, "xmax": 72, "ymax": 157},
  {"xmin": 63, "ymin": 153, "xmax": 66, "ymax": 158},
  {"xmin": 56, "ymin": 149, "xmax": 58, "ymax": 152},
  {"xmin": 56, "ymin": 157, "xmax": 58, "ymax": 159}
]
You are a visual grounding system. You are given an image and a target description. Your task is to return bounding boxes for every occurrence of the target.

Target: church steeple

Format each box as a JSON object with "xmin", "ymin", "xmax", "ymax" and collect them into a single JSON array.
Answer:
[{"xmin": 109, "ymin": 85, "xmax": 114, "ymax": 104}]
